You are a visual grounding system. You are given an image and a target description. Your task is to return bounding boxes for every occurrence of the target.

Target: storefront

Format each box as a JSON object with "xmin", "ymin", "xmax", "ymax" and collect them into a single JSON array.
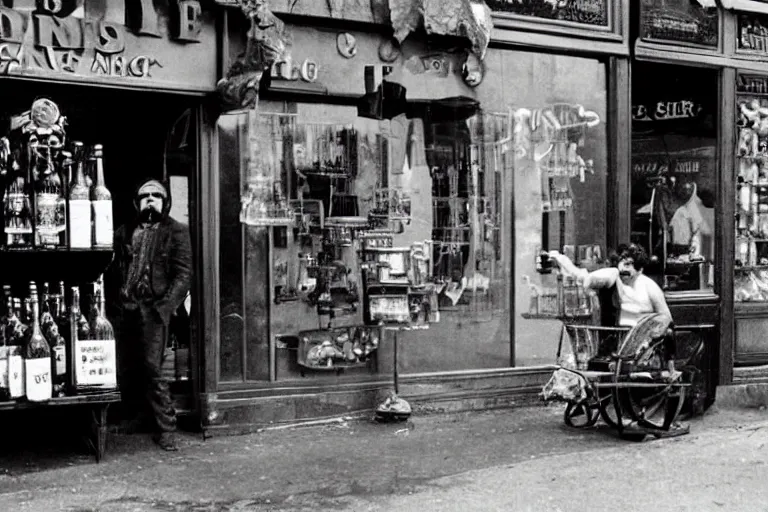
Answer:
[
  {"xmin": 197, "ymin": 0, "xmax": 768, "ymax": 430},
  {"xmin": 0, "ymin": 0, "xmax": 219, "ymax": 445},
  {"xmin": 200, "ymin": 0, "xmax": 630, "ymax": 429}
]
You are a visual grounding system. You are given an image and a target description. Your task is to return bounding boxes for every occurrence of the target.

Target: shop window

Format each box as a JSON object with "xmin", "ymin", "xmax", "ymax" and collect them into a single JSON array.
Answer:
[
  {"xmin": 735, "ymin": 74, "xmax": 768, "ymax": 303},
  {"xmin": 630, "ymin": 63, "xmax": 717, "ymax": 295},
  {"xmin": 511, "ymin": 53, "xmax": 609, "ymax": 368},
  {"xmin": 737, "ymin": 12, "xmax": 768, "ymax": 54},
  {"xmin": 639, "ymin": 0, "xmax": 719, "ymax": 48}
]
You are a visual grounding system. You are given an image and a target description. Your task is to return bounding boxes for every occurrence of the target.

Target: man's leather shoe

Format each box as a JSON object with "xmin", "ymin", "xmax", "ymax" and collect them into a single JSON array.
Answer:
[{"xmin": 153, "ymin": 432, "xmax": 179, "ymax": 452}]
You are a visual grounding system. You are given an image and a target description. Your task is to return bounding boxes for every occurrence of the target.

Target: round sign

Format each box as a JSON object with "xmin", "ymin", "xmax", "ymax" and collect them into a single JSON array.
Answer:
[{"xmin": 337, "ymin": 32, "xmax": 358, "ymax": 59}]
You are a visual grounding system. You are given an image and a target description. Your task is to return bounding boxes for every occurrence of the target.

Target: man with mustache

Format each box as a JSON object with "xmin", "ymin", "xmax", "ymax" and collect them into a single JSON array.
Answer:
[
  {"xmin": 113, "ymin": 179, "xmax": 192, "ymax": 451},
  {"xmin": 549, "ymin": 243, "xmax": 676, "ymax": 376}
]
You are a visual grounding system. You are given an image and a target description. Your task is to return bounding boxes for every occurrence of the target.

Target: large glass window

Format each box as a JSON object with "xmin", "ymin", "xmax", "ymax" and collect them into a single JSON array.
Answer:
[
  {"xmin": 630, "ymin": 63, "xmax": 717, "ymax": 295},
  {"xmin": 511, "ymin": 53, "xmax": 608, "ymax": 368}
]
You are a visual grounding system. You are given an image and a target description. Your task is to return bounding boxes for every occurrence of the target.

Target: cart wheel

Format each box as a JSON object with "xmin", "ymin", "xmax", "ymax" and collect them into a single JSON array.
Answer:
[
  {"xmin": 564, "ymin": 402, "xmax": 598, "ymax": 428},
  {"xmin": 616, "ymin": 339, "xmax": 687, "ymax": 431},
  {"xmin": 597, "ymin": 388, "xmax": 620, "ymax": 429}
]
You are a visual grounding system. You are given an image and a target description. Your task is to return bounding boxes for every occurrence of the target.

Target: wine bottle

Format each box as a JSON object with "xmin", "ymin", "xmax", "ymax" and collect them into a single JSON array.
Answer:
[
  {"xmin": 0, "ymin": 290, "xmax": 11, "ymax": 399},
  {"xmin": 3, "ymin": 174, "xmax": 34, "ymax": 249},
  {"xmin": 68, "ymin": 142, "xmax": 91, "ymax": 249},
  {"xmin": 34, "ymin": 157, "xmax": 65, "ymax": 249},
  {"xmin": 40, "ymin": 282, "xmax": 56, "ymax": 344},
  {"xmin": 24, "ymin": 282, "xmax": 52, "ymax": 402},
  {"xmin": 74, "ymin": 287, "xmax": 91, "ymax": 342},
  {"xmin": 84, "ymin": 276, "xmax": 117, "ymax": 390},
  {"xmin": 68, "ymin": 286, "xmax": 89, "ymax": 393},
  {"xmin": 90, "ymin": 145, "xmax": 113, "ymax": 249},
  {"xmin": 48, "ymin": 321, "xmax": 67, "ymax": 397},
  {"xmin": 90, "ymin": 278, "xmax": 114, "ymax": 341},
  {"xmin": 7, "ymin": 296, "xmax": 25, "ymax": 399},
  {"xmin": 56, "ymin": 281, "xmax": 66, "ymax": 326}
]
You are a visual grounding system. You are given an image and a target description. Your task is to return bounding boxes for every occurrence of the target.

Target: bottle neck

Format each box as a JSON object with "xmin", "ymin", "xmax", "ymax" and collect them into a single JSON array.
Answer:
[
  {"xmin": 75, "ymin": 161, "xmax": 87, "ymax": 187},
  {"xmin": 71, "ymin": 290, "xmax": 80, "ymax": 317},
  {"xmin": 29, "ymin": 299, "xmax": 40, "ymax": 331},
  {"xmin": 95, "ymin": 158, "xmax": 106, "ymax": 187}
]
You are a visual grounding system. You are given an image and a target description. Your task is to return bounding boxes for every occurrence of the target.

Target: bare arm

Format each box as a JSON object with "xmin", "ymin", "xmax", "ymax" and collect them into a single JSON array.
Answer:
[{"xmin": 549, "ymin": 251, "xmax": 618, "ymax": 289}]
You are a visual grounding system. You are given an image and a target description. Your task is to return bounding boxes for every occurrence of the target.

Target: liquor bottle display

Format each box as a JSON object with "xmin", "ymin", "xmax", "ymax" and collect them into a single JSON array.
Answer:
[
  {"xmin": 0, "ymin": 98, "xmax": 118, "ymax": 406},
  {"xmin": 0, "ymin": 279, "xmax": 117, "ymax": 401},
  {"xmin": 0, "ymin": 99, "xmax": 113, "ymax": 251}
]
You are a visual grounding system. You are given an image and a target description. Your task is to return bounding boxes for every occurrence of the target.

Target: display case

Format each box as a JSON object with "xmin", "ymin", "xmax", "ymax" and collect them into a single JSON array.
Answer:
[{"xmin": 735, "ymin": 76, "xmax": 768, "ymax": 303}]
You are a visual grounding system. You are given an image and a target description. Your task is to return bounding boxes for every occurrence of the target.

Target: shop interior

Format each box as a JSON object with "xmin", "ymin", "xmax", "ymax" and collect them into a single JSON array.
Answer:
[
  {"xmin": 630, "ymin": 62, "xmax": 718, "ymax": 295},
  {"xmin": 0, "ymin": 77, "xmax": 199, "ymax": 395}
]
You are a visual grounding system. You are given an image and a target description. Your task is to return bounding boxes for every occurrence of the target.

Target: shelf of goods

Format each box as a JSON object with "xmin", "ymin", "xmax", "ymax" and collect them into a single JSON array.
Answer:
[
  {"xmin": 736, "ymin": 94, "xmax": 768, "ymax": 303},
  {"xmin": 0, "ymin": 98, "xmax": 118, "ymax": 461}
]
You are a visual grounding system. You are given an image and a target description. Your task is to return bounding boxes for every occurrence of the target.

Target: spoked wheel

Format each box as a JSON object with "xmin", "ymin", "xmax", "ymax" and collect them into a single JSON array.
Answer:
[
  {"xmin": 616, "ymin": 339, "xmax": 687, "ymax": 432},
  {"xmin": 564, "ymin": 401, "xmax": 599, "ymax": 428}
]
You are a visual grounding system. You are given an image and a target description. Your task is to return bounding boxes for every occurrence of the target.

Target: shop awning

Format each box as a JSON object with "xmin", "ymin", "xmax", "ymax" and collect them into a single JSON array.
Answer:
[
  {"xmin": 714, "ymin": 0, "xmax": 768, "ymax": 14},
  {"xmin": 389, "ymin": 0, "xmax": 493, "ymax": 59}
]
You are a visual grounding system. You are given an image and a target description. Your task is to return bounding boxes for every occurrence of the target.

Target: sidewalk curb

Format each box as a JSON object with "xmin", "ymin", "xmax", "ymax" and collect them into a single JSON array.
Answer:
[{"xmin": 717, "ymin": 383, "xmax": 768, "ymax": 409}]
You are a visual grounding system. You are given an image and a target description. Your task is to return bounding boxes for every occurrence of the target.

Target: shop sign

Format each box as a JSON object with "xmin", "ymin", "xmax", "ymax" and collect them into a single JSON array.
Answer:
[
  {"xmin": 738, "ymin": 13, "xmax": 768, "ymax": 52},
  {"xmin": 270, "ymin": 55, "xmax": 319, "ymax": 83},
  {"xmin": 485, "ymin": 0, "xmax": 609, "ymax": 27},
  {"xmin": 640, "ymin": 0, "xmax": 718, "ymax": 47},
  {"xmin": 0, "ymin": 0, "xmax": 213, "ymax": 91},
  {"xmin": 632, "ymin": 100, "xmax": 703, "ymax": 122}
]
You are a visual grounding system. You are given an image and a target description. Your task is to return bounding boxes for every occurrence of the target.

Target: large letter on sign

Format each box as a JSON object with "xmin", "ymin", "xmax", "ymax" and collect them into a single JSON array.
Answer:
[
  {"xmin": 125, "ymin": 0, "xmax": 161, "ymax": 37},
  {"xmin": 172, "ymin": 0, "xmax": 202, "ymax": 42}
]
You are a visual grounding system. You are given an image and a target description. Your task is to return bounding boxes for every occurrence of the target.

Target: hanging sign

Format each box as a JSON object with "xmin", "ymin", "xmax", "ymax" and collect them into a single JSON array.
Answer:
[
  {"xmin": 640, "ymin": 0, "xmax": 718, "ymax": 47},
  {"xmin": 0, "ymin": 0, "xmax": 217, "ymax": 92},
  {"xmin": 485, "ymin": 0, "xmax": 609, "ymax": 26}
]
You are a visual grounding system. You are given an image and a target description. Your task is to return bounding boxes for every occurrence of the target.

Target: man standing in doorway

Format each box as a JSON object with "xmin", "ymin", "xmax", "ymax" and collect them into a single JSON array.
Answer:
[{"xmin": 114, "ymin": 179, "xmax": 192, "ymax": 451}]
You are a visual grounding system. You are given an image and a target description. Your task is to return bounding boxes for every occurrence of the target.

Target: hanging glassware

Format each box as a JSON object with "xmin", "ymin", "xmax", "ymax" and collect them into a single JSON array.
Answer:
[{"xmin": 240, "ymin": 109, "xmax": 295, "ymax": 227}]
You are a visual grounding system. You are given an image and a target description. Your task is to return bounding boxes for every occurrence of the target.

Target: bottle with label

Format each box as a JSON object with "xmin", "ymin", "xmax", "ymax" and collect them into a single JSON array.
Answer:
[
  {"xmin": 34, "ymin": 155, "xmax": 66, "ymax": 249},
  {"xmin": 89, "ymin": 277, "xmax": 117, "ymax": 389},
  {"xmin": 48, "ymin": 321, "xmax": 67, "ymax": 397},
  {"xmin": 90, "ymin": 277, "xmax": 114, "ymax": 341},
  {"xmin": 23, "ymin": 282, "xmax": 52, "ymax": 402},
  {"xmin": 0, "ymin": 290, "xmax": 11, "ymax": 400},
  {"xmin": 90, "ymin": 145, "xmax": 113, "ymax": 249},
  {"xmin": 3, "ymin": 173, "xmax": 34, "ymax": 249},
  {"xmin": 68, "ymin": 142, "xmax": 92, "ymax": 249},
  {"xmin": 7, "ymin": 296, "xmax": 26, "ymax": 399}
]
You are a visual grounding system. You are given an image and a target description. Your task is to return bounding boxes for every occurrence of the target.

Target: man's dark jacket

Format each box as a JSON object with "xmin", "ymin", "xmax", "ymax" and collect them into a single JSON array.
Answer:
[{"xmin": 113, "ymin": 181, "xmax": 192, "ymax": 325}]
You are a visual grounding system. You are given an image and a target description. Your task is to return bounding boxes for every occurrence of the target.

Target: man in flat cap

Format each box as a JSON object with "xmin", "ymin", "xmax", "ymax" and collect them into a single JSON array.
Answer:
[{"xmin": 113, "ymin": 178, "xmax": 192, "ymax": 451}]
